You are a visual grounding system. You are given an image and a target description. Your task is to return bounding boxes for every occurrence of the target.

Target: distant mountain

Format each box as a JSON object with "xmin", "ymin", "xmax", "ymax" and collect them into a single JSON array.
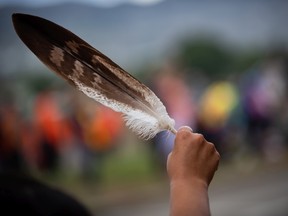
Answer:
[{"xmin": 1, "ymin": 0, "xmax": 288, "ymax": 75}]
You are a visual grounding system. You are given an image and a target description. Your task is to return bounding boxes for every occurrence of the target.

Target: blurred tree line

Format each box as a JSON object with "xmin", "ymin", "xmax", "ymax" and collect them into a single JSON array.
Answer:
[{"xmin": 172, "ymin": 37, "xmax": 270, "ymax": 79}]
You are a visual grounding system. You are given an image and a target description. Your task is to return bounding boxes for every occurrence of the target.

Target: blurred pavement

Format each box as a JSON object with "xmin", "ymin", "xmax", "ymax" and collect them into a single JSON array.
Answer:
[
  {"xmin": 85, "ymin": 160, "xmax": 288, "ymax": 216},
  {"xmin": 210, "ymin": 162, "xmax": 288, "ymax": 216}
]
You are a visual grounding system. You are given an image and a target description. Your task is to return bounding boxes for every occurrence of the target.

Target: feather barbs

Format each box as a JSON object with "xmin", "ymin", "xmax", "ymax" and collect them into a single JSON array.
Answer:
[
  {"xmin": 69, "ymin": 74, "xmax": 176, "ymax": 140},
  {"xmin": 12, "ymin": 13, "xmax": 177, "ymax": 140}
]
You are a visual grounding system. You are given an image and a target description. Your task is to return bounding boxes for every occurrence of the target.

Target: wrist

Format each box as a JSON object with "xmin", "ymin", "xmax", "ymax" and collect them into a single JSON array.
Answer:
[
  {"xmin": 169, "ymin": 177, "xmax": 211, "ymax": 216},
  {"xmin": 170, "ymin": 177, "xmax": 208, "ymax": 191}
]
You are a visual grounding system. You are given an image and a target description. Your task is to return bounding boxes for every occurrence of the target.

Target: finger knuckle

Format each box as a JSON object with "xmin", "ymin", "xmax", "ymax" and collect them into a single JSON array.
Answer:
[
  {"xmin": 207, "ymin": 142, "xmax": 215, "ymax": 150},
  {"xmin": 194, "ymin": 133, "xmax": 205, "ymax": 143},
  {"xmin": 215, "ymin": 151, "xmax": 221, "ymax": 160},
  {"xmin": 177, "ymin": 129, "xmax": 193, "ymax": 141}
]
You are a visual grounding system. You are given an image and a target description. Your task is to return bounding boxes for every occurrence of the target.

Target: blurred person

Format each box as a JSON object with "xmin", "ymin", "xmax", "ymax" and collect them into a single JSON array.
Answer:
[
  {"xmin": 84, "ymin": 106, "xmax": 123, "ymax": 152},
  {"xmin": 241, "ymin": 59, "xmax": 287, "ymax": 159},
  {"xmin": 197, "ymin": 81, "xmax": 239, "ymax": 158},
  {"xmin": 80, "ymin": 105, "xmax": 124, "ymax": 180},
  {"xmin": 34, "ymin": 91, "xmax": 73, "ymax": 172},
  {"xmin": 58, "ymin": 107, "xmax": 88, "ymax": 177},
  {"xmin": 152, "ymin": 64, "xmax": 196, "ymax": 167},
  {"xmin": 0, "ymin": 171, "xmax": 92, "ymax": 216},
  {"xmin": 0, "ymin": 104, "xmax": 23, "ymax": 171},
  {"xmin": 19, "ymin": 120, "xmax": 42, "ymax": 171}
]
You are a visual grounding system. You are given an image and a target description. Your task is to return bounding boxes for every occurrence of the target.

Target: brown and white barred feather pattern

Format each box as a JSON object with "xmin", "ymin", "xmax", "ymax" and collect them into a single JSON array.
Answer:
[{"xmin": 12, "ymin": 13, "xmax": 177, "ymax": 139}]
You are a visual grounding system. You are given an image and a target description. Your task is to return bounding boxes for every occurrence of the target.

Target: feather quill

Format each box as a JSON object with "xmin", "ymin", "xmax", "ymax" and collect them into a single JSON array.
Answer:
[{"xmin": 12, "ymin": 13, "xmax": 177, "ymax": 139}]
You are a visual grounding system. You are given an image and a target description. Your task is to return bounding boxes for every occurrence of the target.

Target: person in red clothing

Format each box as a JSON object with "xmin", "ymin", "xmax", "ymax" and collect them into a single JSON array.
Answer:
[{"xmin": 34, "ymin": 92, "xmax": 73, "ymax": 170}]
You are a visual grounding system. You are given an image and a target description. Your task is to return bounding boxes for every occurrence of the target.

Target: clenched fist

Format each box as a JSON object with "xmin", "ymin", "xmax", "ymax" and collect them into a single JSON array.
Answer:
[{"xmin": 167, "ymin": 126, "xmax": 220, "ymax": 216}]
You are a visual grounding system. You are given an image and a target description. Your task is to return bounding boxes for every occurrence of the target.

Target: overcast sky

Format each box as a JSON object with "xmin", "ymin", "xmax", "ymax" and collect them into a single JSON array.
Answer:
[{"xmin": 0, "ymin": 0, "xmax": 164, "ymax": 7}]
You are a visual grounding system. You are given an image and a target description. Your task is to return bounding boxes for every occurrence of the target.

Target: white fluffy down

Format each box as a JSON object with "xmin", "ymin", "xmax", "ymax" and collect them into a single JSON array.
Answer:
[{"xmin": 70, "ymin": 76, "xmax": 175, "ymax": 139}]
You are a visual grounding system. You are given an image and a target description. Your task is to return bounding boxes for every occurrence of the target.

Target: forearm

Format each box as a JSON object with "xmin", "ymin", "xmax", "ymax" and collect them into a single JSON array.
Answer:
[
  {"xmin": 169, "ymin": 179, "xmax": 211, "ymax": 216},
  {"xmin": 167, "ymin": 127, "xmax": 219, "ymax": 216}
]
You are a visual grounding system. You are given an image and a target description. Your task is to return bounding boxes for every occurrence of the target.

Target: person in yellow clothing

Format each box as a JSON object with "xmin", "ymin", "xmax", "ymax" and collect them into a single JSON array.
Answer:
[
  {"xmin": 197, "ymin": 81, "xmax": 239, "ymax": 157},
  {"xmin": 199, "ymin": 81, "xmax": 238, "ymax": 130}
]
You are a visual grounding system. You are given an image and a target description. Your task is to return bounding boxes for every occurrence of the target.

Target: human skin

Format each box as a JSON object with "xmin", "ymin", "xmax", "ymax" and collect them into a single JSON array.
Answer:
[{"xmin": 167, "ymin": 126, "xmax": 220, "ymax": 216}]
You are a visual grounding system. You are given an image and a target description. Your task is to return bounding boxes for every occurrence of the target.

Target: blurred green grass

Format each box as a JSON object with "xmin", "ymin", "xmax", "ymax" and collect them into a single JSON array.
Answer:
[
  {"xmin": 102, "ymin": 150, "xmax": 155, "ymax": 184},
  {"xmin": 40, "ymin": 139, "xmax": 163, "ymax": 188}
]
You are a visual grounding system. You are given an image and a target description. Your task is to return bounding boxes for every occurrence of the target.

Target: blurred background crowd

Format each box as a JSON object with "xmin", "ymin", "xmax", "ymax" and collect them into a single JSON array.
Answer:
[{"xmin": 0, "ymin": 44, "xmax": 287, "ymax": 179}]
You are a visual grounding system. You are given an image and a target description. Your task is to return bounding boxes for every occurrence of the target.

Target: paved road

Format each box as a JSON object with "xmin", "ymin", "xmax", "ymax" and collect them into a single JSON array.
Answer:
[
  {"xmin": 95, "ymin": 163, "xmax": 288, "ymax": 216},
  {"xmin": 210, "ymin": 167, "xmax": 288, "ymax": 216}
]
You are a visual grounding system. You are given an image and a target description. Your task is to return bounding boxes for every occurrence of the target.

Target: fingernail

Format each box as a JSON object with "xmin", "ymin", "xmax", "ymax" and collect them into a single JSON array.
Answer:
[{"xmin": 178, "ymin": 126, "xmax": 193, "ymax": 132}]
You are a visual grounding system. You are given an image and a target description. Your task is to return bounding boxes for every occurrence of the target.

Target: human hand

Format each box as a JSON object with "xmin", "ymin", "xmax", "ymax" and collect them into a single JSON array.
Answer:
[
  {"xmin": 167, "ymin": 126, "xmax": 220, "ymax": 187},
  {"xmin": 167, "ymin": 126, "xmax": 220, "ymax": 216}
]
